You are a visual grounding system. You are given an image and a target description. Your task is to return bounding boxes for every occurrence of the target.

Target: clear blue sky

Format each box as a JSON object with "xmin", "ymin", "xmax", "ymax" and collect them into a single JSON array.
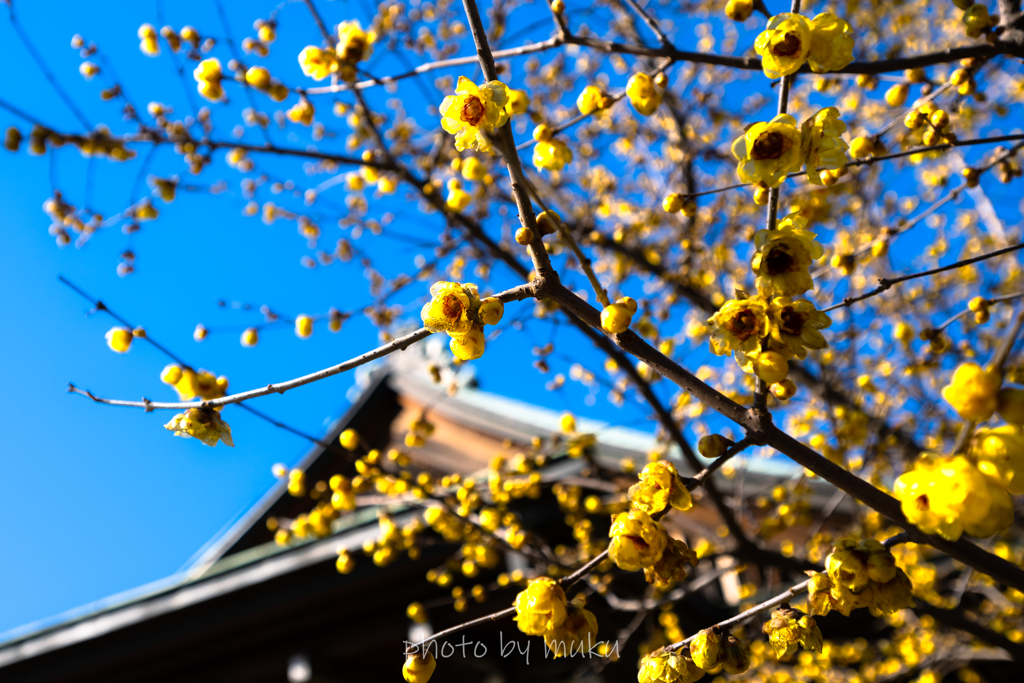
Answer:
[
  {"xmin": 1, "ymin": 0, "xmax": 1021, "ymax": 639},
  {"xmin": 0, "ymin": 0, "xmax": 664, "ymax": 635}
]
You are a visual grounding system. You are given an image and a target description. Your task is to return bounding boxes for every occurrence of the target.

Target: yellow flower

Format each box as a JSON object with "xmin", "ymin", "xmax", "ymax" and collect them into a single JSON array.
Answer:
[
  {"xmin": 240, "ymin": 327, "xmax": 259, "ymax": 347},
  {"xmin": 478, "ymin": 298, "xmax": 504, "ymax": 325},
  {"xmin": 732, "ymin": 114, "xmax": 804, "ymax": 188},
  {"xmin": 193, "ymin": 58, "xmax": 224, "ymax": 101},
  {"xmin": 513, "ymin": 577, "xmax": 567, "ymax": 635},
  {"xmin": 421, "ymin": 281, "xmax": 479, "ymax": 337},
  {"xmin": 707, "ymin": 296, "xmax": 771, "ymax": 356},
  {"xmin": 638, "ymin": 652, "xmax": 692, "ymax": 683},
  {"xmin": 894, "ymin": 454, "xmax": 994, "ymax": 541},
  {"xmin": 105, "ymin": 327, "xmax": 133, "ymax": 353},
  {"xmin": 336, "ymin": 20, "xmax": 375, "ymax": 63},
  {"xmin": 287, "ymin": 99, "xmax": 315, "ymax": 126},
  {"xmin": 808, "ymin": 13, "xmax": 855, "ymax": 73},
  {"xmin": 450, "ymin": 325, "xmax": 486, "ymax": 360},
  {"xmin": 763, "ymin": 607, "xmax": 822, "ymax": 657},
  {"xmin": 628, "ymin": 460, "xmax": 693, "ymax": 515},
  {"xmin": 691, "ymin": 629, "xmax": 721, "ymax": 669},
  {"xmin": 869, "ymin": 569, "xmax": 914, "ymax": 615},
  {"xmin": 963, "ymin": 4, "xmax": 990, "ymax": 32},
  {"xmin": 298, "ymin": 46, "xmax": 339, "ymax": 81},
  {"xmin": 720, "ymin": 635, "xmax": 750, "ymax": 674},
  {"xmin": 340, "ymin": 428, "xmax": 359, "ymax": 450},
  {"xmin": 970, "ymin": 425, "xmax": 1024, "ymax": 494},
  {"xmin": 460, "ymin": 157, "xmax": 486, "ymax": 181},
  {"xmin": 138, "ymin": 23, "xmax": 160, "ymax": 56},
  {"xmin": 644, "ymin": 537, "xmax": 698, "ymax": 589},
  {"xmin": 608, "ymin": 509, "xmax": 668, "ymax": 571},
  {"xmin": 533, "ymin": 138, "xmax": 573, "ymax": 171},
  {"xmin": 755, "ymin": 13, "xmax": 812, "ymax": 79},
  {"xmin": 577, "ymin": 85, "xmax": 612, "ymax": 115},
  {"xmin": 826, "ymin": 539, "xmax": 870, "ymax": 591},
  {"xmin": 752, "ymin": 219, "xmax": 824, "ymax": 296},
  {"xmin": 439, "ymin": 77, "xmax": 510, "ymax": 153},
  {"xmin": 335, "ymin": 548, "xmax": 355, "ymax": 573},
  {"xmin": 941, "ymin": 362, "xmax": 1001, "ymax": 420},
  {"xmin": 725, "ymin": 0, "xmax": 754, "ymax": 22},
  {"xmin": 800, "ymin": 107, "xmax": 848, "ymax": 184},
  {"xmin": 626, "ymin": 73, "xmax": 662, "ymax": 116},
  {"xmin": 505, "ymin": 89, "xmax": 529, "ymax": 116},
  {"xmin": 543, "ymin": 602, "xmax": 598, "ymax": 657},
  {"xmin": 446, "ymin": 183, "xmax": 471, "ymax": 211},
  {"xmin": 746, "ymin": 349, "xmax": 789, "ymax": 383},
  {"xmin": 161, "ymin": 366, "xmax": 228, "ymax": 402},
  {"xmin": 768, "ymin": 297, "xmax": 831, "ymax": 359},
  {"xmin": 165, "ymin": 407, "xmax": 234, "ymax": 447},
  {"xmin": 245, "ymin": 66, "xmax": 272, "ymax": 91},
  {"xmin": 402, "ymin": 652, "xmax": 436, "ymax": 683}
]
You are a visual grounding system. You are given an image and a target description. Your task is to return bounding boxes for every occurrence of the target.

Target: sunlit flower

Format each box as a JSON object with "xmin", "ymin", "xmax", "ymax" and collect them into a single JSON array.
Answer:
[
  {"xmin": 193, "ymin": 58, "xmax": 225, "ymax": 101},
  {"xmin": 513, "ymin": 577, "xmax": 567, "ymax": 635},
  {"xmin": 808, "ymin": 13, "xmax": 855, "ymax": 73},
  {"xmin": 800, "ymin": 107, "xmax": 848, "ymax": 184},
  {"xmin": 505, "ymin": 89, "xmax": 529, "ymax": 116},
  {"xmin": 707, "ymin": 296, "xmax": 771, "ymax": 356},
  {"xmin": 105, "ymin": 327, "xmax": 133, "ymax": 353},
  {"xmin": 941, "ymin": 362, "xmax": 1001, "ymax": 420},
  {"xmin": 336, "ymin": 20, "xmax": 375, "ymax": 63},
  {"xmin": 626, "ymin": 73, "xmax": 662, "ymax": 116},
  {"xmin": 755, "ymin": 13, "xmax": 812, "ymax": 79},
  {"xmin": 894, "ymin": 453, "xmax": 996, "ymax": 541},
  {"xmin": 768, "ymin": 297, "xmax": 831, "ymax": 359},
  {"xmin": 298, "ymin": 46, "xmax": 339, "ymax": 81},
  {"xmin": 577, "ymin": 85, "xmax": 612, "ymax": 115},
  {"xmin": 165, "ymin": 407, "xmax": 234, "ymax": 447},
  {"xmin": 439, "ymin": 77, "xmax": 510, "ymax": 153},
  {"xmin": 751, "ymin": 212, "xmax": 824, "ymax": 296},
  {"xmin": 533, "ymin": 138, "xmax": 573, "ymax": 171},
  {"xmin": 628, "ymin": 460, "xmax": 693, "ymax": 515},
  {"xmin": 608, "ymin": 509, "xmax": 668, "ymax": 571},
  {"xmin": 421, "ymin": 281, "xmax": 479, "ymax": 337},
  {"xmin": 543, "ymin": 602, "xmax": 598, "ymax": 657},
  {"xmin": 732, "ymin": 114, "xmax": 803, "ymax": 188}
]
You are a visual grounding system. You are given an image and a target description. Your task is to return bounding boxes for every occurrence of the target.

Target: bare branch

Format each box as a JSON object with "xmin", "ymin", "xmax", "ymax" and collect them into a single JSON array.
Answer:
[{"xmin": 68, "ymin": 282, "xmax": 538, "ymax": 411}]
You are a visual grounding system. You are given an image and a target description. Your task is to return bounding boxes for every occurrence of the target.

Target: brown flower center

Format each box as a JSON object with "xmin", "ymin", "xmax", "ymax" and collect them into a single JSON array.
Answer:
[
  {"xmin": 624, "ymin": 534, "xmax": 650, "ymax": 551},
  {"xmin": 915, "ymin": 494, "xmax": 930, "ymax": 511},
  {"xmin": 773, "ymin": 31, "xmax": 803, "ymax": 57},
  {"xmin": 442, "ymin": 294, "xmax": 464, "ymax": 322},
  {"xmin": 766, "ymin": 244, "xmax": 797, "ymax": 275},
  {"xmin": 340, "ymin": 37, "xmax": 366, "ymax": 62},
  {"xmin": 779, "ymin": 307, "xmax": 810, "ymax": 336},
  {"xmin": 460, "ymin": 95, "xmax": 485, "ymax": 127},
  {"xmin": 751, "ymin": 131, "xmax": 790, "ymax": 160},
  {"xmin": 725, "ymin": 310, "xmax": 760, "ymax": 340}
]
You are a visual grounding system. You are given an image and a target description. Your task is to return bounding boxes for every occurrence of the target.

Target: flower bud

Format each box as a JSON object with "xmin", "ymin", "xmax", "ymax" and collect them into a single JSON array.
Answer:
[
  {"xmin": 402, "ymin": 652, "xmax": 436, "ymax": 683},
  {"xmin": 600, "ymin": 302, "xmax": 633, "ymax": 334},
  {"xmin": 690, "ymin": 628, "xmax": 721, "ymax": 669},
  {"xmin": 719, "ymin": 634, "xmax": 750, "ymax": 674}
]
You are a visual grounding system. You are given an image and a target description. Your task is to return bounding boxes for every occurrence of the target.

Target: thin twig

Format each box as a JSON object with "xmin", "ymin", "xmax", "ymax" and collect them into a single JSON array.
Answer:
[{"xmin": 822, "ymin": 242, "xmax": 1024, "ymax": 313}]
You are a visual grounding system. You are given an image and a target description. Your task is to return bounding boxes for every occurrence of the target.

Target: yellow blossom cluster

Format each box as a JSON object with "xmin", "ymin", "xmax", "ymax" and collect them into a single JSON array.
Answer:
[
  {"xmin": 705, "ymin": 212, "xmax": 832, "ymax": 390},
  {"xmin": 298, "ymin": 20, "xmax": 375, "ymax": 82},
  {"xmin": 420, "ymin": 281, "xmax": 503, "ymax": 360},
  {"xmin": 761, "ymin": 606, "xmax": 823, "ymax": 658},
  {"xmin": 808, "ymin": 539, "xmax": 914, "ymax": 617}
]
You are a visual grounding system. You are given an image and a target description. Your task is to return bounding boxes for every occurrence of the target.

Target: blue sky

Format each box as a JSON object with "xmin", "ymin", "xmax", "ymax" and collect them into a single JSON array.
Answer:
[
  {"xmin": 0, "ymin": 0, "xmax": 664, "ymax": 635},
  {"xmin": 2, "ymin": 0, "xmax": 1022, "ymax": 639}
]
